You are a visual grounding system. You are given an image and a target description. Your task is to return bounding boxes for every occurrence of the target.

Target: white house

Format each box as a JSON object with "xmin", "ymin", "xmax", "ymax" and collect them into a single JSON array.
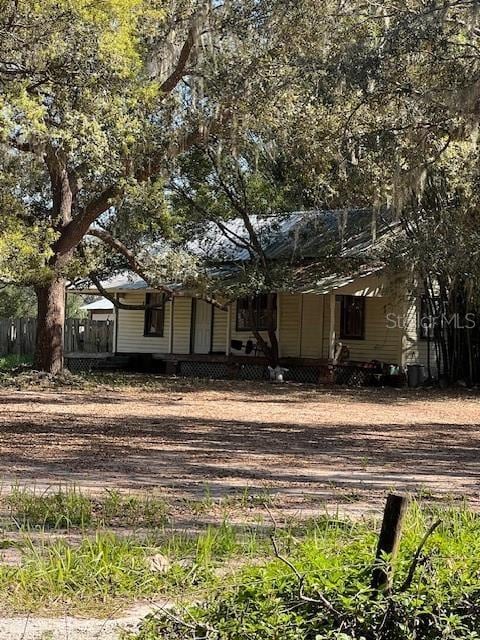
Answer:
[{"xmin": 73, "ymin": 211, "xmax": 437, "ymax": 384}]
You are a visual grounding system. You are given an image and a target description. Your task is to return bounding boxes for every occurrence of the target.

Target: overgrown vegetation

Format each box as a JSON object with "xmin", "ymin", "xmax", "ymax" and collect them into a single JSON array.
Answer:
[
  {"xmin": 0, "ymin": 354, "xmax": 32, "ymax": 370},
  {"xmin": 126, "ymin": 504, "xmax": 480, "ymax": 640},
  {"xmin": 6, "ymin": 487, "xmax": 169, "ymax": 530},
  {"xmin": 0, "ymin": 517, "xmax": 263, "ymax": 615},
  {"xmin": 0, "ymin": 489, "xmax": 479, "ymax": 636}
]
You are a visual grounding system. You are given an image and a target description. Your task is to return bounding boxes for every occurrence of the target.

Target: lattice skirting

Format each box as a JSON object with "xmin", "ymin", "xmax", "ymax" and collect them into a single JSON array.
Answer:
[
  {"xmin": 176, "ymin": 361, "xmax": 376, "ymax": 386},
  {"xmin": 65, "ymin": 356, "xmax": 382, "ymax": 386},
  {"xmin": 178, "ymin": 361, "xmax": 230, "ymax": 379},
  {"xmin": 65, "ymin": 357, "xmax": 108, "ymax": 374}
]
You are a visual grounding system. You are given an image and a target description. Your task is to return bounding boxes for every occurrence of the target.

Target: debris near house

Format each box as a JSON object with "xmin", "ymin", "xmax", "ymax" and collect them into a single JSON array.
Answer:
[
  {"xmin": 268, "ymin": 365, "xmax": 289, "ymax": 382},
  {"xmin": 0, "ymin": 367, "xmax": 85, "ymax": 389}
]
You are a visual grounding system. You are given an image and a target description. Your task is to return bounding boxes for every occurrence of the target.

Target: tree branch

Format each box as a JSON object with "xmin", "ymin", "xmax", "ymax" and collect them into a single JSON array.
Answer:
[
  {"xmin": 265, "ymin": 504, "xmax": 339, "ymax": 616},
  {"xmin": 87, "ymin": 227, "xmax": 174, "ymax": 296},
  {"xmin": 87, "ymin": 227, "xmax": 228, "ymax": 310},
  {"xmin": 399, "ymin": 519, "xmax": 442, "ymax": 593},
  {"xmin": 89, "ymin": 273, "xmax": 156, "ymax": 310},
  {"xmin": 159, "ymin": 25, "xmax": 195, "ymax": 94},
  {"xmin": 55, "ymin": 119, "xmax": 222, "ymax": 257}
]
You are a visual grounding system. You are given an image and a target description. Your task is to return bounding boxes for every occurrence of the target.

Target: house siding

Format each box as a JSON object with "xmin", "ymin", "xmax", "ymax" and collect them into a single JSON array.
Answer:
[
  {"xmin": 333, "ymin": 296, "xmax": 403, "ymax": 364},
  {"xmin": 402, "ymin": 295, "xmax": 440, "ymax": 375},
  {"xmin": 114, "ymin": 285, "xmax": 428, "ymax": 372},
  {"xmin": 299, "ymin": 294, "xmax": 325, "ymax": 358},
  {"xmin": 116, "ymin": 291, "xmax": 171, "ymax": 354},
  {"xmin": 279, "ymin": 293, "xmax": 302, "ymax": 357},
  {"xmin": 172, "ymin": 297, "xmax": 192, "ymax": 354},
  {"xmin": 212, "ymin": 307, "xmax": 228, "ymax": 353}
]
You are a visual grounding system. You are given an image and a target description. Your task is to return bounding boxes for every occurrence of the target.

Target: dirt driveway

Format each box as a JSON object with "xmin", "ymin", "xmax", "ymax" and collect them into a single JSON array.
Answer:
[{"xmin": 1, "ymin": 379, "xmax": 479, "ymax": 515}]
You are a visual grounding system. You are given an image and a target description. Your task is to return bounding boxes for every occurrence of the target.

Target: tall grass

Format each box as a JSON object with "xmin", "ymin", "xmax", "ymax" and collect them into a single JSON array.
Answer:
[
  {"xmin": 0, "ymin": 523, "xmax": 262, "ymax": 615},
  {"xmin": 128, "ymin": 504, "xmax": 480, "ymax": 640},
  {"xmin": 2, "ymin": 491, "xmax": 480, "ymax": 636},
  {"xmin": 6, "ymin": 486, "xmax": 169, "ymax": 530}
]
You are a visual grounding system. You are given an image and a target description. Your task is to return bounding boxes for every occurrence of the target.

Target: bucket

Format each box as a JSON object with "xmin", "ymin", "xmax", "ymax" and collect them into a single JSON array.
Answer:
[{"xmin": 407, "ymin": 364, "xmax": 425, "ymax": 388}]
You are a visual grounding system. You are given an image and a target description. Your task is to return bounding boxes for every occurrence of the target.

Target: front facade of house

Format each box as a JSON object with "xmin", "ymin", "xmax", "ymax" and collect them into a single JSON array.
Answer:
[
  {"xmin": 103, "ymin": 271, "xmax": 435, "ymax": 381},
  {"xmin": 75, "ymin": 212, "xmax": 438, "ymax": 383}
]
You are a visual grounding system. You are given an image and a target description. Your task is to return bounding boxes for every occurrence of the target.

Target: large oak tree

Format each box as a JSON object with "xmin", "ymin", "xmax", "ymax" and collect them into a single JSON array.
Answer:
[{"xmin": 0, "ymin": 0, "xmax": 229, "ymax": 373}]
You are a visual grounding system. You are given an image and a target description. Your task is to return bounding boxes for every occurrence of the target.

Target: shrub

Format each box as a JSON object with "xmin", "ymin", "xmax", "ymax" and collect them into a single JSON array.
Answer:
[{"xmin": 127, "ymin": 505, "xmax": 480, "ymax": 640}]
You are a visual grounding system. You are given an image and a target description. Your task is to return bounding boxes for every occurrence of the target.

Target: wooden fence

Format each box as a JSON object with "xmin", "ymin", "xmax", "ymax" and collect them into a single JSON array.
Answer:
[{"xmin": 0, "ymin": 318, "xmax": 113, "ymax": 356}]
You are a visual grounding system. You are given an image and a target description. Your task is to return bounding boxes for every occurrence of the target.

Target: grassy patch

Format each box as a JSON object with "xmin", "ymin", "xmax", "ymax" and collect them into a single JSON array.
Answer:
[
  {"xmin": 0, "ymin": 353, "xmax": 32, "ymax": 370},
  {"xmin": 126, "ymin": 504, "xmax": 480, "ymax": 640},
  {"xmin": 8, "ymin": 486, "xmax": 93, "ymax": 529},
  {"xmin": 6, "ymin": 487, "xmax": 169, "ymax": 530},
  {"xmin": 0, "ymin": 523, "xmax": 264, "ymax": 615},
  {"xmin": 3, "ymin": 492, "xmax": 480, "ymax": 636}
]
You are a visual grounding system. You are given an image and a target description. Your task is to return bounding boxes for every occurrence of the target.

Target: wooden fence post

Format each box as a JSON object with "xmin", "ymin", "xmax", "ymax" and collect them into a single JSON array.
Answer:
[{"xmin": 371, "ymin": 493, "xmax": 408, "ymax": 594}]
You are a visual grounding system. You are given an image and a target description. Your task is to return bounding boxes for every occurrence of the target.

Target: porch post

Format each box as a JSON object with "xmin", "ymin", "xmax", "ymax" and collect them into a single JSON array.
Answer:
[
  {"xmin": 276, "ymin": 293, "xmax": 282, "ymax": 358},
  {"xmin": 113, "ymin": 293, "xmax": 119, "ymax": 354},
  {"xmin": 225, "ymin": 303, "xmax": 231, "ymax": 355},
  {"xmin": 329, "ymin": 293, "xmax": 336, "ymax": 360},
  {"xmin": 169, "ymin": 296, "xmax": 174, "ymax": 354}
]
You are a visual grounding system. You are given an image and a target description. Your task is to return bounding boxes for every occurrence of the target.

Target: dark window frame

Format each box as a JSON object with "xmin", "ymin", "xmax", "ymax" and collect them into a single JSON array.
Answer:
[
  {"xmin": 235, "ymin": 294, "xmax": 277, "ymax": 332},
  {"xmin": 339, "ymin": 295, "xmax": 365, "ymax": 340},
  {"xmin": 144, "ymin": 292, "xmax": 165, "ymax": 337}
]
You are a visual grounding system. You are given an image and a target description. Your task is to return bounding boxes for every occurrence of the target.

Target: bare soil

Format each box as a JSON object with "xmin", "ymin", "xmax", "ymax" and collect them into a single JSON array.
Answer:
[{"xmin": 1, "ymin": 378, "xmax": 479, "ymax": 517}]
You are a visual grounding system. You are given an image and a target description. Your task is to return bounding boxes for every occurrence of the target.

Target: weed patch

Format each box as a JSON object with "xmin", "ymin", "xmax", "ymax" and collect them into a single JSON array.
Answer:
[
  {"xmin": 5, "ymin": 487, "xmax": 169, "ymax": 530},
  {"xmin": 126, "ymin": 504, "xmax": 480, "ymax": 640}
]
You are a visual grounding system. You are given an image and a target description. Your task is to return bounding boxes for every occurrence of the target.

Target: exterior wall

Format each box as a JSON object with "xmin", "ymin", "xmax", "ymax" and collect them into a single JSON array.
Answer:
[
  {"xmin": 212, "ymin": 306, "xmax": 228, "ymax": 353},
  {"xmin": 91, "ymin": 311, "xmax": 114, "ymax": 322},
  {"xmin": 172, "ymin": 297, "xmax": 192, "ymax": 354},
  {"xmin": 402, "ymin": 295, "xmax": 440, "ymax": 375},
  {"xmin": 299, "ymin": 294, "xmax": 325, "ymax": 358},
  {"xmin": 114, "ymin": 285, "xmax": 424, "ymax": 370},
  {"xmin": 278, "ymin": 293, "xmax": 404, "ymax": 364},
  {"xmin": 278, "ymin": 293, "xmax": 301, "ymax": 357},
  {"xmin": 333, "ymin": 296, "xmax": 403, "ymax": 364},
  {"xmin": 116, "ymin": 291, "xmax": 171, "ymax": 354}
]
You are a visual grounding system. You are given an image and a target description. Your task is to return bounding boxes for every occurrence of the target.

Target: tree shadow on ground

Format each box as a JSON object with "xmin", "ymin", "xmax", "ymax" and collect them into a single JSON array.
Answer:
[{"xmin": 0, "ymin": 407, "xmax": 478, "ymax": 506}]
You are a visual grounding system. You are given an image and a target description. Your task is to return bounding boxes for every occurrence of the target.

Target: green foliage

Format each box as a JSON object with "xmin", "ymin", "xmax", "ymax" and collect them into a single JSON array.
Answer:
[
  {"xmin": 0, "ymin": 354, "xmax": 33, "ymax": 370},
  {"xmin": 0, "ymin": 286, "xmax": 37, "ymax": 319},
  {"xmin": 1, "ymin": 534, "xmax": 165, "ymax": 614},
  {"xmin": 6, "ymin": 487, "xmax": 169, "ymax": 530},
  {"xmin": 0, "ymin": 0, "xmax": 207, "ymax": 288},
  {"xmin": 100, "ymin": 489, "xmax": 169, "ymax": 529},
  {"xmin": 128, "ymin": 505, "xmax": 480, "ymax": 640},
  {"xmin": 7, "ymin": 487, "xmax": 94, "ymax": 529},
  {"xmin": 0, "ymin": 514, "xmax": 261, "ymax": 614}
]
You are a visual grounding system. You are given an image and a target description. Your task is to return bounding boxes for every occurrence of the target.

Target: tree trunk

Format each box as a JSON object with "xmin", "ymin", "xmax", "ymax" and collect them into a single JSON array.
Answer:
[{"xmin": 34, "ymin": 278, "xmax": 66, "ymax": 374}]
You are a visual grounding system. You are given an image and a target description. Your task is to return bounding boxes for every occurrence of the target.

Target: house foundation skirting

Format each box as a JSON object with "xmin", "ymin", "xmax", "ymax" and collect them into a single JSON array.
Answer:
[
  {"xmin": 174, "ymin": 359, "xmax": 386, "ymax": 386},
  {"xmin": 65, "ymin": 353, "xmax": 405, "ymax": 387}
]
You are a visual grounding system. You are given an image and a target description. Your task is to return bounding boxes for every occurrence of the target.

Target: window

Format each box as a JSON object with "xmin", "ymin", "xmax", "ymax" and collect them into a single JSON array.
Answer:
[
  {"xmin": 236, "ymin": 294, "xmax": 277, "ymax": 331},
  {"xmin": 144, "ymin": 292, "xmax": 165, "ymax": 337},
  {"xmin": 340, "ymin": 295, "xmax": 365, "ymax": 340}
]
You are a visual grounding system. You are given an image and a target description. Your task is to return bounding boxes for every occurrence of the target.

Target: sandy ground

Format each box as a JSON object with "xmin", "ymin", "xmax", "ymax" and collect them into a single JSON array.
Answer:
[
  {"xmin": 1, "ymin": 380, "xmax": 480, "ymax": 638},
  {"xmin": 0, "ymin": 601, "xmax": 170, "ymax": 640},
  {"xmin": 0, "ymin": 379, "xmax": 479, "ymax": 512}
]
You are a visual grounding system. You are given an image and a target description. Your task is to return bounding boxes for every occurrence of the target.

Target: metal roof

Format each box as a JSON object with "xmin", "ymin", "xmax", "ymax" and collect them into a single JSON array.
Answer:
[
  {"xmin": 81, "ymin": 298, "xmax": 115, "ymax": 311},
  {"xmin": 73, "ymin": 209, "xmax": 396, "ymax": 295}
]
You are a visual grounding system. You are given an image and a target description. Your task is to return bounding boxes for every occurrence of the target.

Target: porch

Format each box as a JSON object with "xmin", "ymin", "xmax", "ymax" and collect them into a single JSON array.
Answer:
[
  {"xmin": 84, "ymin": 277, "xmax": 408, "ymax": 385},
  {"xmin": 159, "ymin": 353, "xmax": 403, "ymax": 386}
]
